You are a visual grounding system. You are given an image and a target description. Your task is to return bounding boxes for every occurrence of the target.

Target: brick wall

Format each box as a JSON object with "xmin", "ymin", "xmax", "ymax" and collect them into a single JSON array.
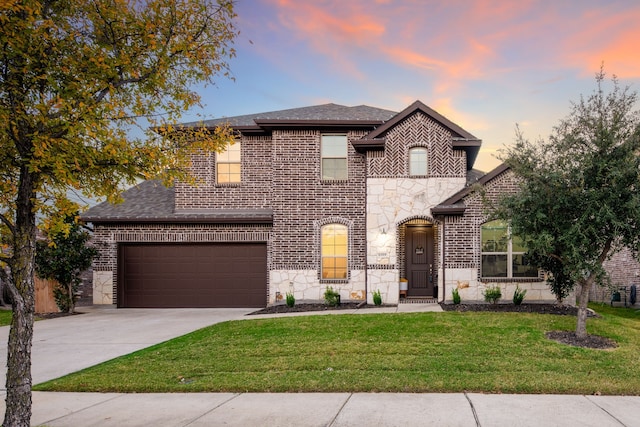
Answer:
[
  {"xmin": 368, "ymin": 111, "xmax": 466, "ymax": 178},
  {"xmin": 92, "ymin": 128, "xmax": 371, "ymax": 304},
  {"xmin": 593, "ymin": 247, "xmax": 640, "ymax": 304},
  {"xmin": 445, "ymin": 169, "xmax": 525, "ymax": 274},
  {"xmin": 174, "ymin": 134, "xmax": 273, "ymax": 210},
  {"xmin": 269, "ymin": 130, "xmax": 367, "ymax": 275},
  {"xmin": 172, "ymin": 129, "xmax": 367, "ymax": 274}
]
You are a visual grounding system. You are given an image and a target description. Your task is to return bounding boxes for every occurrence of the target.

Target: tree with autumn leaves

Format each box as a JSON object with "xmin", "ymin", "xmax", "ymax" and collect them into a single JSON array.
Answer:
[{"xmin": 0, "ymin": 1, "xmax": 237, "ymax": 424}]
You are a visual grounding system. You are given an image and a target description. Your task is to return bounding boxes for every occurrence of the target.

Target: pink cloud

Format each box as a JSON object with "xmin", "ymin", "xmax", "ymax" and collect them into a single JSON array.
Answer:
[
  {"xmin": 272, "ymin": 0, "xmax": 385, "ymax": 46},
  {"xmin": 262, "ymin": 0, "xmax": 640, "ymax": 92},
  {"xmin": 562, "ymin": 8, "xmax": 640, "ymax": 78},
  {"xmin": 267, "ymin": 0, "xmax": 387, "ymax": 78}
]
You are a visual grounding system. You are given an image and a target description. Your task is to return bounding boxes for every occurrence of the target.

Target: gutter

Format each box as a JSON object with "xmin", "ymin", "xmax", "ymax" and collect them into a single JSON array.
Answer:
[
  {"xmin": 441, "ymin": 218, "xmax": 446, "ymax": 304},
  {"xmin": 363, "ymin": 149, "xmax": 369, "ymax": 307}
]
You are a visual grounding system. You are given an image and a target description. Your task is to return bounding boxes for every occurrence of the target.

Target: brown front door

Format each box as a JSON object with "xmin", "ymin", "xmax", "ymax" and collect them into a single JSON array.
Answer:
[{"xmin": 405, "ymin": 225, "xmax": 435, "ymax": 297}]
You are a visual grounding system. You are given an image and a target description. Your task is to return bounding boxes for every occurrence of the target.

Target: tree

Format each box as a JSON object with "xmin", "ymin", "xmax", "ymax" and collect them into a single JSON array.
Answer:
[
  {"xmin": 527, "ymin": 249, "xmax": 574, "ymax": 305},
  {"xmin": 35, "ymin": 214, "xmax": 98, "ymax": 313},
  {"xmin": 0, "ymin": 1, "xmax": 237, "ymax": 424},
  {"xmin": 495, "ymin": 69, "xmax": 640, "ymax": 339}
]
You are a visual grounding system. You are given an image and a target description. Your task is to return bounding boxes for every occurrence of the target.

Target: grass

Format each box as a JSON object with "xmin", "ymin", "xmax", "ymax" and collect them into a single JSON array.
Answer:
[
  {"xmin": 34, "ymin": 303, "xmax": 640, "ymax": 395},
  {"xmin": 0, "ymin": 310, "xmax": 11, "ymax": 326}
]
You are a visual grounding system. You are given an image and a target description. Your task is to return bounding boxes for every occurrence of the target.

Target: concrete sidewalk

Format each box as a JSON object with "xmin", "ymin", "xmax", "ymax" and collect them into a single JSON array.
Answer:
[{"xmin": 14, "ymin": 391, "xmax": 640, "ymax": 426}]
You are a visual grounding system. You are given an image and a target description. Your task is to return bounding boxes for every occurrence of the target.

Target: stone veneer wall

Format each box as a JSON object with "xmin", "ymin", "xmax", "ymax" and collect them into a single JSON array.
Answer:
[
  {"xmin": 269, "ymin": 270, "xmax": 366, "ymax": 305},
  {"xmin": 365, "ymin": 111, "xmax": 468, "ymax": 304},
  {"xmin": 443, "ymin": 169, "xmax": 563, "ymax": 304},
  {"xmin": 91, "ymin": 223, "xmax": 272, "ymax": 305}
]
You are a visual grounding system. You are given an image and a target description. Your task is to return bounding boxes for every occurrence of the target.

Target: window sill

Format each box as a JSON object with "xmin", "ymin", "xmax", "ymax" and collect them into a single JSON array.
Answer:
[
  {"xmin": 480, "ymin": 277, "xmax": 543, "ymax": 283},
  {"xmin": 215, "ymin": 183, "xmax": 242, "ymax": 188},
  {"xmin": 320, "ymin": 279, "xmax": 349, "ymax": 284},
  {"xmin": 321, "ymin": 179, "xmax": 348, "ymax": 184}
]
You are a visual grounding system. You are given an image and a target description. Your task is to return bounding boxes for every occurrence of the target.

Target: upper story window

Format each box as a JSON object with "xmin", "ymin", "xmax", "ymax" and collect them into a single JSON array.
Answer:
[
  {"xmin": 321, "ymin": 134, "xmax": 348, "ymax": 180},
  {"xmin": 321, "ymin": 223, "xmax": 348, "ymax": 279},
  {"xmin": 409, "ymin": 147, "xmax": 428, "ymax": 176},
  {"xmin": 216, "ymin": 140, "xmax": 241, "ymax": 184},
  {"xmin": 481, "ymin": 220, "xmax": 538, "ymax": 278}
]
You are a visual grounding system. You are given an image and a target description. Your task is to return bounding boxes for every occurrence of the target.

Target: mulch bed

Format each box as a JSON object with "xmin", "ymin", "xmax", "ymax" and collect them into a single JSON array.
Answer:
[
  {"xmin": 439, "ymin": 303, "xmax": 596, "ymax": 316},
  {"xmin": 248, "ymin": 302, "xmax": 367, "ymax": 315},
  {"xmin": 545, "ymin": 331, "xmax": 617, "ymax": 350}
]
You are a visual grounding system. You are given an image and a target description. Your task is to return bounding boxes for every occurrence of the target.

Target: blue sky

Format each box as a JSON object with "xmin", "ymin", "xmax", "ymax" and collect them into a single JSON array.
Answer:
[{"xmin": 183, "ymin": 0, "xmax": 640, "ymax": 172}]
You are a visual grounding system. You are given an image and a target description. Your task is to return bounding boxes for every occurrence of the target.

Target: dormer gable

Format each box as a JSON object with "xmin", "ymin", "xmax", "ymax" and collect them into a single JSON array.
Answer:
[{"xmin": 353, "ymin": 100, "xmax": 482, "ymax": 170}]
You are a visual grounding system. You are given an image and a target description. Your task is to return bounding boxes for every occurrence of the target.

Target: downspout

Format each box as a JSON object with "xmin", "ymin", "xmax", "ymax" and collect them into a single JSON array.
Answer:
[
  {"xmin": 441, "ymin": 217, "xmax": 446, "ymax": 303},
  {"xmin": 358, "ymin": 150, "xmax": 368, "ymax": 309}
]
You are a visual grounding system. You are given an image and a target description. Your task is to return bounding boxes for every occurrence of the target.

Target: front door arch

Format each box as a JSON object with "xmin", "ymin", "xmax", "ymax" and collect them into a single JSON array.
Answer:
[{"xmin": 405, "ymin": 224, "xmax": 435, "ymax": 297}]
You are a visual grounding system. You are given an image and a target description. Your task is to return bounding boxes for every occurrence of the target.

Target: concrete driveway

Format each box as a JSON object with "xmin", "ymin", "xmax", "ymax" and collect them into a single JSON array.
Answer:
[{"xmin": 0, "ymin": 305, "xmax": 255, "ymax": 387}]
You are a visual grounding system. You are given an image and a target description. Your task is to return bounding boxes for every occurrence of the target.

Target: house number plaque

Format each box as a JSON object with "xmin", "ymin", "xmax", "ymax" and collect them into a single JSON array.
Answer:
[{"xmin": 415, "ymin": 246, "xmax": 424, "ymax": 255}]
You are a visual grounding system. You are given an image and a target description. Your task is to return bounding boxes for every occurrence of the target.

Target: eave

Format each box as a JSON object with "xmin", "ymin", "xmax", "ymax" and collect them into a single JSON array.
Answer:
[
  {"xmin": 431, "ymin": 205, "xmax": 466, "ymax": 216},
  {"xmin": 253, "ymin": 119, "xmax": 384, "ymax": 131},
  {"xmin": 351, "ymin": 138, "xmax": 386, "ymax": 152},
  {"xmin": 84, "ymin": 209, "xmax": 274, "ymax": 225}
]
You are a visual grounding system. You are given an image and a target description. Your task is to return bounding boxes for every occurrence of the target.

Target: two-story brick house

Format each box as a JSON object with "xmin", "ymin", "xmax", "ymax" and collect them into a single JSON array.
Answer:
[{"xmin": 83, "ymin": 100, "xmax": 557, "ymax": 308}]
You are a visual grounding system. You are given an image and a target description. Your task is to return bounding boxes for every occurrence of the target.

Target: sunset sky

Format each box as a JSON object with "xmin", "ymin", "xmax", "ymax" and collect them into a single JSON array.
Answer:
[{"xmin": 188, "ymin": 0, "xmax": 640, "ymax": 172}]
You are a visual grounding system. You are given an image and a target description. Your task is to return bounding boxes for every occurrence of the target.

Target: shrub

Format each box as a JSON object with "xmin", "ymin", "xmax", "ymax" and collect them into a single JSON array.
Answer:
[
  {"xmin": 513, "ymin": 286, "xmax": 527, "ymax": 305},
  {"xmin": 324, "ymin": 286, "xmax": 340, "ymax": 306},
  {"xmin": 452, "ymin": 288, "xmax": 461, "ymax": 304},
  {"xmin": 35, "ymin": 213, "xmax": 98, "ymax": 313},
  {"xmin": 373, "ymin": 289, "xmax": 382, "ymax": 306},
  {"xmin": 285, "ymin": 292, "xmax": 295, "ymax": 307},
  {"xmin": 483, "ymin": 286, "xmax": 502, "ymax": 305}
]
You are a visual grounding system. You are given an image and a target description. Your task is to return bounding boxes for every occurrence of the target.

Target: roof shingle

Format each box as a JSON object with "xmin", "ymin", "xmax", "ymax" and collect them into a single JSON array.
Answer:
[
  {"xmin": 82, "ymin": 180, "xmax": 272, "ymax": 224},
  {"xmin": 181, "ymin": 103, "xmax": 398, "ymax": 128}
]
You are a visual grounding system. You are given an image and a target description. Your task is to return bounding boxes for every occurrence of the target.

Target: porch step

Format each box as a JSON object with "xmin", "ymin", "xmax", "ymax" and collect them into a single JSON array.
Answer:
[{"xmin": 399, "ymin": 298, "xmax": 438, "ymax": 304}]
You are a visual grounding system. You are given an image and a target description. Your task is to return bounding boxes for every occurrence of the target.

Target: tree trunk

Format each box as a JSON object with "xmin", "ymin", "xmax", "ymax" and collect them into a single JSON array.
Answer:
[
  {"xmin": 575, "ymin": 279, "xmax": 592, "ymax": 339},
  {"xmin": 4, "ymin": 167, "xmax": 37, "ymax": 427},
  {"xmin": 66, "ymin": 281, "xmax": 74, "ymax": 313}
]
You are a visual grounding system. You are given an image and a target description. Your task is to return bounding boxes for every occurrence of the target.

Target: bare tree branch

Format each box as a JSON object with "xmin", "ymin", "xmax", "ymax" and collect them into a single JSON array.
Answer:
[{"xmin": 0, "ymin": 212, "xmax": 15, "ymax": 236}]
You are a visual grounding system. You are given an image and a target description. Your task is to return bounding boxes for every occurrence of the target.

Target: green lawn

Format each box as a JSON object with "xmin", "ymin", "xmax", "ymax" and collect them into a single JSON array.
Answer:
[
  {"xmin": 0, "ymin": 310, "xmax": 11, "ymax": 326},
  {"xmin": 34, "ymin": 304, "xmax": 640, "ymax": 395}
]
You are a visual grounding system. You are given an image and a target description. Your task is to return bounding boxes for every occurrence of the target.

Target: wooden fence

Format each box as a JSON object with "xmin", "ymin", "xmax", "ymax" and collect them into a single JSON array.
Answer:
[{"xmin": 35, "ymin": 277, "xmax": 59, "ymax": 313}]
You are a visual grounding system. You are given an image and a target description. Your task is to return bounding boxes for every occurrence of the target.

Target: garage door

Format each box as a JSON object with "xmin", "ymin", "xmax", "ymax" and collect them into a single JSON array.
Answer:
[{"xmin": 118, "ymin": 243, "xmax": 267, "ymax": 308}]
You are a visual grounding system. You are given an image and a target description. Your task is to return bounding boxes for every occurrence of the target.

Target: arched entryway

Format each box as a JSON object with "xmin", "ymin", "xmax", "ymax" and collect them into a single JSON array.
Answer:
[{"xmin": 399, "ymin": 218, "xmax": 438, "ymax": 298}]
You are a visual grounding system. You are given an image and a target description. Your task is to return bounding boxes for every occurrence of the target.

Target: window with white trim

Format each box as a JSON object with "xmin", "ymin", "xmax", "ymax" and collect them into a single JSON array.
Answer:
[
  {"xmin": 409, "ymin": 147, "xmax": 428, "ymax": 176},
  {"xmin": 321, "ymin": 134, "xmax": 347, "ymax": 180},
  {"xmin": 481, "ymin": 220, "xmax": 538, "ymax": 278},
  {"xmin": 321, "ymin": 223, "xmax": 348, "ymax": 279},
  {"xmin": 216, "ymin": 140, "xmax": 241, "ymax": 183}
]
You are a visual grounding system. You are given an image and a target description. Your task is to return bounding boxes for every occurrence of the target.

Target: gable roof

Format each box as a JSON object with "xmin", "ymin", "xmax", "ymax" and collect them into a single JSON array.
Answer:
[
  {"xmin": 366, "ymin": 100, "xmax": 479, "ymax": 140},
  {"xmin": 181, "ymin": 103, "xmax": 398, "ymax": 134},
  {"xmin": 355, "ymin": 100, "xmax": 482, "ymax": 169},
  {"xmin": 432, "ymin": 163, "xmax": 510, "ymax": 215},
  {"xmin": 81, "ymin": 180, "xmax": 273, "ymax": 224}
]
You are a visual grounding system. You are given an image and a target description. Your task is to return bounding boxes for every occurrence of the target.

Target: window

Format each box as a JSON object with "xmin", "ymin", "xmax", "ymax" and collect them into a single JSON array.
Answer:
[
  {"xmin": 216, "ymin": 140, "xmax": 241, "ymax": 183},
  {"xmin": 481, "ymin": 220, "xmax": 538, "ymax": 278},
  {"xmin": 409, "ymin": 147, "xmax": 428, "ymax": 176},
  {"xmin": 321, "ymin": 134, "xmax": 347, "ymax": 180},
  {"xmin": 321, "ymin": 224, "xmax": 348, "ymax": 279}
]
